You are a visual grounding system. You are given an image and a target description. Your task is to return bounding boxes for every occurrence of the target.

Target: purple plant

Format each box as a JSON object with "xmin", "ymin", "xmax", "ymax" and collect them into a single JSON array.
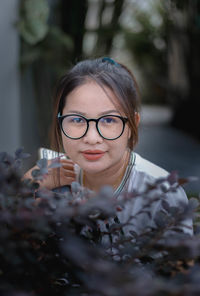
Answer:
[{"xmin": 0, "ymin": 148, "xmax": 199, "ymax": 296}]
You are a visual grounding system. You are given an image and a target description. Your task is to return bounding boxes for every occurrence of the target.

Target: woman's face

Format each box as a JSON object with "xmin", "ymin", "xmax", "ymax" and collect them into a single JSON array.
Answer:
[{"xmin": 61, "ymin": 81, "xmax": 131, "ymax": 175}]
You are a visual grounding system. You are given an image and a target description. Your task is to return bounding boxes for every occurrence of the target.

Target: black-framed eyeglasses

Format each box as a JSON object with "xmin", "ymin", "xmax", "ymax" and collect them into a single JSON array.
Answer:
[{"xmin": 58, "ymin": 113, "xmax": 128, "ymax": 140}]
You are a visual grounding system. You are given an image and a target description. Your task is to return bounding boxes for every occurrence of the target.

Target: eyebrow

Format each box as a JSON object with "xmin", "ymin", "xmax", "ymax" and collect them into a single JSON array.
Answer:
[{"xmin": 66, "ymin": 110, "xmax": 120, "ymax": 116}]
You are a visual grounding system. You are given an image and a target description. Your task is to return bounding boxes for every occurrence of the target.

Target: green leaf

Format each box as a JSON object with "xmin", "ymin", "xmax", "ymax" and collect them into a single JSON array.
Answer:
[{"xmin": 18, "ymin": 0, "xmax": 49, "ymax": 45}]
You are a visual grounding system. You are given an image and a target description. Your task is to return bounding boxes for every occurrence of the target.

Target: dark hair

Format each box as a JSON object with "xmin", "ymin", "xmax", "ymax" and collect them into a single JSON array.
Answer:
[{"xmin": 51, "ymin": 57, "xmax": 140, "ymax": 152}]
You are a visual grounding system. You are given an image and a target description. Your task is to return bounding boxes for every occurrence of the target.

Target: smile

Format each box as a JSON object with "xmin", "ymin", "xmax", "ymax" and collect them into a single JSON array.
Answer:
[{"xmin": 82, "ymin": 150, "xmax": 105, "ymax": 161}]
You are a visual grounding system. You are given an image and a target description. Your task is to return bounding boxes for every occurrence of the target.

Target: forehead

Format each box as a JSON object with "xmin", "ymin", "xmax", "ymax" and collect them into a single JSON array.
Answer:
[{"xmin": 63, "ymin": 81, "xmax": 123, "ymax": 114}]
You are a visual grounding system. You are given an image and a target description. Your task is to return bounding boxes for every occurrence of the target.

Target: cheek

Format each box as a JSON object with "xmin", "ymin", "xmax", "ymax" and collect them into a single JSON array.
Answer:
[
  {"xmin": 62, "ymin": 136, "xmax": 77, "ymax": 157},
  {"xmin": 61, "ymin": 134, "xmax": 67, "ymax": 150},
  {"xmin": 110, "ymin": 130, "xmax": 129, "ymax": 152},
  {"xmin": 123, "ymin": 126, "xmax": 131, "ymax": 145}
]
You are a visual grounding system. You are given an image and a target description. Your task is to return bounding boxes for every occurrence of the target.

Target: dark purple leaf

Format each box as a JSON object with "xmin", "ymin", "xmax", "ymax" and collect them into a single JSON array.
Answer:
[
  {"xmin": 161, "ymin": 200, "xmax": 170, "ymax": 212},
  {"xmin": 0, "ymin": 151, "xmax": 7, "ymax": 162},
  {"xmin": 167, "ymin": 171, "xmax": 178, "ymax": 185},
  {"xmin": 129, "ymin": 230, "xmax": 138, "ymax": 238},
  {"xmin": 188, "ymin": 198, "xmax": 199, "ymax": 210},
  {"xmin": 54, "ymin": 277, "xmax": 69, "ymax": 286},
  {"xmin": 13, "ymin": 158, "xmax": 22, "ymax": 169},
  {"xmin": 71, "ymin": 181, "xmax": 81, "ymax": 193},
  {"xmin": 154, "ymin": 211, "xmax": 169, "ymax": 228},
  {"xmin": 40, "ymin": 167, "xmax": 48, "ymax": 175},
  {"xmin": 15, "ymin": 147, "xmax": 30, "ymax": 159},
  {"xmin": 31, "ymin": 169, "xmax": 41, "ymax": 178},
  {"xmin": 31, "ymin": 182, "xmax": 40, "ymax": 190},
  {"xmin": 179, "ymin": 176, "xmax": 199, "ymax": 186},
  {"xmin": 168, "ymin": 206, "xmax": 179, "ymax": 216},
  {"xmin": 36, "ymin": 158, "xmax": 47, "ymax": 169}
]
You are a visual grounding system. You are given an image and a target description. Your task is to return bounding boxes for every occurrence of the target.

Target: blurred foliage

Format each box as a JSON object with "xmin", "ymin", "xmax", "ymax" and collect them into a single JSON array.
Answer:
[
  {"xmin": 17, "ymin": 0, "xmax": 49, "ymax": 45},
  {"xmin": 123, "ymin": 2, "xmax": 168, "ymax": 104},
  {"xmin": 18, "ymin": 0, "xmax": 125, "ymax": 73},
  {"xmin": 60, "ymin": 0, "xmax": 89, "ymax": 62},
  {"xmin": 18, "ymin": 0, "xmax": 73, "ymax": 74},
  {"xmin": 18, "ymin": 0, "xmax": 74, "ymax": 149},
  {"xmin": 165, "ymin": 0, "xmax": 200, "ymax": 138},
  {"xmin": 93, "ymin": 0, "xmax": 125, "ymax": 56},
  {"xmin": 123, "ymin": 0, "xmax": 200, "ymax": 138},
  {"xmin": 0, "ymin": 149, "xmax": 200, "ymax": 295}
]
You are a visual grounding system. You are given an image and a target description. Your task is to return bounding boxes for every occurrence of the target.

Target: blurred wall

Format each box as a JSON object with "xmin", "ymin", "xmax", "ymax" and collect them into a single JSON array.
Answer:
[
  {"xmin": 20, "ymin": 68, "xmax": 40, "ymax": 170},
  {"xmin": 0, "ymin": 0, "xmax": 21, "ymax": 154}
]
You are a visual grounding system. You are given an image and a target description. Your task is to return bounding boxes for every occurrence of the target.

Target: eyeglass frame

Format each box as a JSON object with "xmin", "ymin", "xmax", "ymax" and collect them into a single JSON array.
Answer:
[{"xmin": 57, "ymin": 112, "xmax": 128, "ymax": 140}]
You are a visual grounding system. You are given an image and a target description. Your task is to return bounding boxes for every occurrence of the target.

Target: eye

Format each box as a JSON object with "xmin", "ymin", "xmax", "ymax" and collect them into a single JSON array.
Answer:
[
  {"xmin": 73, "ymin": 117, "xmax": 83, "ymax": 123},
  {"xmin": 67, "ymin": 116, "xmax": 85, "ymax": 124},
  {"xmin": 100, "ymin": 116, "xmax": 117, "ymax": 124}
]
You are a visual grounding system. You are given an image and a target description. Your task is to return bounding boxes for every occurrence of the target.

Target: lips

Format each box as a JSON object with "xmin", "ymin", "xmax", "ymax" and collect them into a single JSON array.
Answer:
[{"xmin": 82, "ymin": 150, "xmax": 105, "ymax": 161}]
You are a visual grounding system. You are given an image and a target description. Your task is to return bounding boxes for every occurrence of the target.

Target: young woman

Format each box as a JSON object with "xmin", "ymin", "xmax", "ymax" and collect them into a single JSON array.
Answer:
[{"xmin": 24, "ymin": 57, "xmax": 193, "ymax": 234}]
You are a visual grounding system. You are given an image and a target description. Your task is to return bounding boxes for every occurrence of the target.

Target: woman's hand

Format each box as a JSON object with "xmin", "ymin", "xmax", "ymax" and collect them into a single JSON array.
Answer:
[{"xmin": 23, "ymin": 159, "xmax": 76, "ymax": 190}]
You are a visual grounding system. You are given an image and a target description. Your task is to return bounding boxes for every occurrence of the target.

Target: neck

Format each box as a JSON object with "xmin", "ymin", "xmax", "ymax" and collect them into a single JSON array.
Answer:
[{"xmin": 82, "ymin": 150, "xmax": 130, "ymax": 192}]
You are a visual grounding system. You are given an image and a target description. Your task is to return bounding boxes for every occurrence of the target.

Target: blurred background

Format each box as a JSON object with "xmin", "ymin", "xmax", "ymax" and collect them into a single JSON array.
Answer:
[{"xmin": 0, "ymin": 0, "xmax": 199, "ymax": 194}]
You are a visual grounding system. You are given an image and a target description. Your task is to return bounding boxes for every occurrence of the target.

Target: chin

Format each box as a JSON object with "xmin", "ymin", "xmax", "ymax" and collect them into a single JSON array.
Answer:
[{"xmin": 81, "ymin": 162, "xmax": 108, "ymax": 174}]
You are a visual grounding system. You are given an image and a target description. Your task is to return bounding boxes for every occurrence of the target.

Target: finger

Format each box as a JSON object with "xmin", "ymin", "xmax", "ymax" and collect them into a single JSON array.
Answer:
[
  {"xmin": 62, "ymin": 163, "xmax": 75, "ymax": 170},
  {"xmin": 63, "ymin": 170, "xmax": 76, "ymax": 178},
  {"xmin": 23, "ymin": 165, "xmax": 38, "ymax": 180},
  {"xmin": 48, "ymin": 158, "xmax": 74, "ymax": 168},
  {"xmin": 60, "ymin": 158, "xmax": 75, "ymax": 165},
  {"xmin": 60, "ymin": 165, "xmax": 75, "ymax": 173},
  {"xmin": 60, "ymin": 159, "xmax": 76, "ymax": 170},
  {"xmin": 47, "ymin": 164, "xmax": 75, "ymax": 176},
  {"xmin": 60, "ymin": 176, "xmax": 76, "ymax": 186}
]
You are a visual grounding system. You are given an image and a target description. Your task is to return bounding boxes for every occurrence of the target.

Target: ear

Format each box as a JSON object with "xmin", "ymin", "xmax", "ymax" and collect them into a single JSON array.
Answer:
[
  {"xmin": 128, "ymin": 112, "xmax": 140, "ymax": 140},
  {"xmin": 135, "ymin": 112, "xmax": 140, "ymax": 127},
  {"xmin": 128, "ymin": 127, "xmax": 131, "ymax": 140}
]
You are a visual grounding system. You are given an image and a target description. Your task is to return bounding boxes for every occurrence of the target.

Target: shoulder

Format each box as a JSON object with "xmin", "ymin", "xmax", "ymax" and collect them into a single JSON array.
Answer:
[
  {"xmin": 127, "ymin": 153, "xmax": 193, "ymax": 235},
  {"xmin": 134, "ymin": 153, "xmax": 169, "ymax": 179},
  {"xmin": 128, "ymin": 152, "xmax": 189, "ymax": 207},
  {"xmin": 127, "ymin": 152, "xmax": 169, "ymax": 192},
  {"xmin": 130, "ymin": 152, "xmax": 190, "ymax": 214}
]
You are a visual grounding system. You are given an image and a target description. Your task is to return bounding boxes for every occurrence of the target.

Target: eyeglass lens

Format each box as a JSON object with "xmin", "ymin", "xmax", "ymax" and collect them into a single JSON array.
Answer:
[{"xmin": 61, "ymin": 115, "xmax": 125, "ymax": 139}]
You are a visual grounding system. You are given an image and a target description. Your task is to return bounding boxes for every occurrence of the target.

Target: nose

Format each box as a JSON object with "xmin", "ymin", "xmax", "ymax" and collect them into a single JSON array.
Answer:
[{"xmin": 83, "ymin": 121, "xmax": 103, "ymax": 144}]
